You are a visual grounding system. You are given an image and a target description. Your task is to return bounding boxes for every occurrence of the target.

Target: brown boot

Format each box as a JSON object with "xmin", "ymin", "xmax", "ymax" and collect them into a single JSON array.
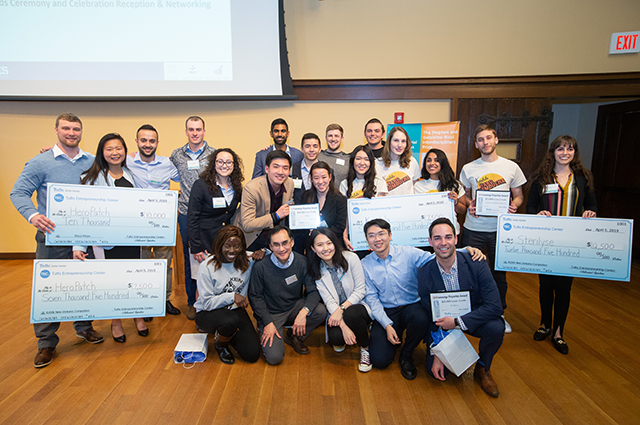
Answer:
[{"xmin": 474, "ymin": 363, "xmax": 499, "ymax": 397}]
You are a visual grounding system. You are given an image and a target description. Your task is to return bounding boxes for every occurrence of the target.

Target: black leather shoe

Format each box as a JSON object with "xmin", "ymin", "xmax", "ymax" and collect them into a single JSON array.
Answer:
[
  {"xmin": 143, "ymin": 317, "xmax": 153, "ymax": 323},
  {"xmin": 166, "ymin": 301, "xmax": 181, "ymax": 315},
  {"xmin": 215, "ymin": 342, "xmax": 235, "ymax": 364},
  {"xmin": 399, "ymin": 356, "xmax": 417, "ymax": 380},
  {"xmin": 533, "ymin": 327, "xmax": 552, "ymax": 341},
  {"xmin": 138, "ymin": 328, "xmax": 149, "ymax": 337},
  {"xmin": 34, "ymin": 347, "xmax": 55, "ymax": 368},
  {"xmin": 111, "ymin": 324, "xmax": 126, "ymax": 343},
  {"xmin": 553, "ymin": 337, "xmax": 569, "ymax": 355},
  {"xmin": 284, "ymin": 329, "xmax": 310, "ymax": 355}
]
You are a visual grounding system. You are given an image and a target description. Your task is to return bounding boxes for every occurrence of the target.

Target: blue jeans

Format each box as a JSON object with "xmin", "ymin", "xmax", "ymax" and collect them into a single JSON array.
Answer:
[{"xmin": 178, "ymin": 213, "xmax": 196, "ymax": 306}]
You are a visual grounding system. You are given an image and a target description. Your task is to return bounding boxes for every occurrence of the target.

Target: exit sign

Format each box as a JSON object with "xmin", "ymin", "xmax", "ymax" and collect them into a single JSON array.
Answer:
[{"xmin": 609, "ymin": 31, "xmax": 640, "ymax": 54}]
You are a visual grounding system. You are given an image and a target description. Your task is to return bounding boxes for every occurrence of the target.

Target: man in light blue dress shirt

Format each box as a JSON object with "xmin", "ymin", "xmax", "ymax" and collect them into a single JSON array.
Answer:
[{"xmin": 126, "ymin": 124, "xmax": 181, "ymax": 317}]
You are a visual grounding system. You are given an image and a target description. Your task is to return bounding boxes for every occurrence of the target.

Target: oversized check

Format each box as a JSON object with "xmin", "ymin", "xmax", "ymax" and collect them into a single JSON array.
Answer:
[
  {"xmin": 347, "ymin": 192, "xmax": 455, "ymax": 250},
  {"xmin": 496, "ymin": 214, "xmax": 634, "ymax": 281},
  {"xmin": 31, "ymin": 259, "xmax": 167, "ymax": 323},
  {"xmin": 46, "ymin": 183, "xmax": 178, "ymax": 246}
]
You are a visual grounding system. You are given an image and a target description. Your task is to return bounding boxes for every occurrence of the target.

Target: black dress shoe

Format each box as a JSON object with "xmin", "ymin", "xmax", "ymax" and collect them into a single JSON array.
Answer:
[
  {"xmin": 553, "ymin": 337, "xmax": 569, "ymax": 355},
  {"xmin": 143, "ymin": 317, "xmax": 153, "ymax": 323},
  {"xmin": 166, "ymin": 301, "xmax": 181, "ymax": 315},
  {"xmin": 284, "ymin": 329, "xmax": 310, "ymax": 355},
  {"xmin": 112, "ymin": 324, "xmax": 126, "ymax": 343},
  {"xmin": 399, "ymin": 356, "xmax": 417, "ymax": 380},
  {"xmin": 138, "ymin": 328, "xmax": 149, "ymax": 337},
  {"xmin": 215, "ymin": 342, "xmax": 235, "ymax": 364},
  {"xmin": 533, "ymin": 327, "xmax": 552, "ymax": 341}
]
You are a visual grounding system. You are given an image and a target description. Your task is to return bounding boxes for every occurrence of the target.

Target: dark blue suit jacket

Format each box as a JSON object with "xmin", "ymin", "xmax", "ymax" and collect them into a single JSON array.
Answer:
[
  {"xmin": 417, "ymin": 251, "xmax": 503, "ymax": 339},
  {"xmin": 251, "ymin": 145, "xmax": 304, "ymax": 179}
]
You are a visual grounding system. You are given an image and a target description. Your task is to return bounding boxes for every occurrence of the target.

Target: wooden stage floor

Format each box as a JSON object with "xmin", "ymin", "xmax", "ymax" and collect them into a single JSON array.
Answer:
[{"xmin": 1, "ymin": 259, "xmax": 639, "ymax": 425}]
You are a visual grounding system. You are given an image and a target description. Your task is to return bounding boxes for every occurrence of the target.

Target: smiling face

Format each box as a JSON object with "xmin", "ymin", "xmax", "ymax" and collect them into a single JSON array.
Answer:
[
  {"xmin": 136, "ymin": 129, "xmax": 158, "ymax": 159},
  {"xmin": 554, "ymin": 143, "xmax": 575, "ymax": 167},
  {"xmin": 365, "ymin": 122, "xmax": 384, "ymax": 148},
  {"xmin": 389, "ymin": 131, "xmax": 407, "ymax": 160},
  {"xmin": 215, "ymin": 151, "xmax": 234, "ymax": 178},
  {"xmin": 270, "ymin": 124, "xmax": 289, "ymax": 147},
  {"xmin": 185, "ymin": 119, "xmax": 205, "ymax": 147},
  {"xmin": 424, "ymin": 152, "xmax": 441, "ymax": 178},
  {"xmin": 429, "ymin": 223, "xmax": 457, "ymax": 261},
  {"xmin": 311, "ymin": 233, "xmax": 335, "ymax": 265},
  {"xmin": 55, "ymin": 119, "xmax": 82, "ymax": 149},
  {"xmin": 475, "ymin": 129, "xmax": 498, "ymax": 157},
  {"xmin": 325, "ymin": 129, "xmax": 343, "ymax": 152},
  {"xmin": 265, "ymin": 158, "xmax": 290, "ymax": 187},
  {"xmin": 311, "ymin": 168, "xmax": 331, "ymax": 194},
  {"xmin": 269, "ymin": 229, "xmax": 294, "ymax": 264},
  {"xmin": 103, "ymin": 138, "xmax": 125, "ymax": 168},
  {"xmin": 353, "ymin": 150, "xmax": 371, "ymax": 178},
  {"xmin": 302, "ymin": 137, "xmax": 320, "ymax": 162},
  {"xmin": 221, "ymin": 236, "xmax": 243, "ymax": 263},
  {"xmin": 366, "ymin": 224, "xmax": 391, "ymax": 258}
]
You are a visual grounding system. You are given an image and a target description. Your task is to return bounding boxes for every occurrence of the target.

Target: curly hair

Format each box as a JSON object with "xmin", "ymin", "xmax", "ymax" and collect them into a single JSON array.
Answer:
[
  {"xmin": 420, "ymin": 148, "xmax": 461, "ymax": 193},
  {"xmin": 200, "ymin": 148, "xmax": 244, "ymax": 195},
  {"xmin": 381, "ymin": 126, "xmax": 412, "ymax": 168},
  {"xmin": 345, "ymin": 145, "xmax": 377, "ymax": 199},
  {"xmin": 530, "ymin": 135, "xmax": 594, "ymax": 194},
  {"xmin": 206, "ymin": 225, "xmax": 250, "ymax": 273}
]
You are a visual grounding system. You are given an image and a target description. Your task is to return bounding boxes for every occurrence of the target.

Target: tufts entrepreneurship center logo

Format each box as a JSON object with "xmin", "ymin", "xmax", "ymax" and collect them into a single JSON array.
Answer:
[
  {"xmin": 54, "ymin": 194, "xmax": 64, "ymax": 202},
  {"xmin": 503, "ymin": 223, "xmax": 512, "ymax": 231},
  {"xmin": 40, "ymin": 270, "xmax": 51, "ymax": 279},
  {"xmin": 352, "ymin": 207, "xmax": 360, "ymax": 214}
]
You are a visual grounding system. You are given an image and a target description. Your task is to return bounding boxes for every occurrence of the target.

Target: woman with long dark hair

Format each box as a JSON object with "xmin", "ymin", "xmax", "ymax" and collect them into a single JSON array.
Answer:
[
  {"xmin": 73, "ymin": 133, "xmax": 148, "ymax": 343},
  {"xmin": 414, "ymin": 148, "xmax": 468, "ymax": 234},
  {"xmin": 307, "ymin": 227, "xmax": 372, "ymax": 372},
  {"xmin": 339, "ymin": 145, "xmax": 387, "ymax": 199},
  {"xmin": 376, "ymin": 126, "xmax": 420, "ymax": 196},
  {"xmin": 526, "ymin": 135, "xmax": 597, "ymax": 355},
  {"xmin": 186, "ymin": 148, "xmax": 244, "ymax": 320},
  {"xmin": 295, "ymin": 161, "xmax": 347, "ymax": 253},
  {"xmin": 194, "ymin": 225, "xmax": 263, "ymax": 364}
]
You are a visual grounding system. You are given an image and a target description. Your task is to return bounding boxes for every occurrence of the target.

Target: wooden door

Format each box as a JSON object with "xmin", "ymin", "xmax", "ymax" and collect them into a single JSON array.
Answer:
[
  {"xmin": 592, "ymin": 99, "xmax": 640, "ymax": 261},
  {"xmin": 455, "ymin": 98, "xmax": 554, "ymax": 212}
]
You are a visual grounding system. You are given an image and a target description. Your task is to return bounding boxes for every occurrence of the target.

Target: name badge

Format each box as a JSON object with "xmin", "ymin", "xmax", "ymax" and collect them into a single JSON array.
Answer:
[
  {"xmin": 212, "ymin": 197, "xmax": 226, "ymax": 208},
  {"xmin": 292, "ymin": 178, "xmax": 303, "ymax": 189},
  {"xmin": 285, "ymin": 274, "xmax": 298, "ymax": 285},
  {"xmin": 544, "ymin": 183, "xmax": 559, "ymax": 194},
  {"xmin": 187, "ymin": 160, "xmax": 200, "ymax": 170},
  {"xmin": 336, "ymin": 158, "xmax": 346, "ymax": 166}
]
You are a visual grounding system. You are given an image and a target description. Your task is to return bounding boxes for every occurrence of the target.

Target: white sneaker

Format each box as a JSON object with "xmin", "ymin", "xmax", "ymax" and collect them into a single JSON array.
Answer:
[
  {"xmin": 502, "ymin": 316, "xmax": 512, "ymax": 333},
  {"xmin": 358, "ymin": 348, "xmax": 372, "ymax": 372},
  {"xmin": 333, "ymin": 345, "xmax": 346, "ymax": 353}
]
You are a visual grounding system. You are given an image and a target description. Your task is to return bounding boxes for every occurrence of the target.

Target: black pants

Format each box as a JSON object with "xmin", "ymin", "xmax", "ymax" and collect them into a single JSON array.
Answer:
[
  {"xmin": 327, "ymin": 304, "xmax": 372, "ymax": 347},
  {"xmin": 461, "ymin": 228, "xmax": 508, "ymax": 310},
  {"xmin": 369, "ymin": 302, "xmax": 430, "ymax": 368},
  {"xmin": 539, "ymin": 274, "xmax": 573, "ymax": 337},
  {"xmin": 195, "ymin": 307, "xmax": 261, "ymax": 363}
]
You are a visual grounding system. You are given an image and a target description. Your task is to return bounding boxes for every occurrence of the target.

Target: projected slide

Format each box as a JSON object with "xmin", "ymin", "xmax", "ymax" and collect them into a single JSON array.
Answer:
[
  {"xmin": 0, "ymin": 1, "xmax": 231, "ymax": 81},
  {"xmin": 0, "ymin": 0, "xmax": 287, "ymax": 97}
]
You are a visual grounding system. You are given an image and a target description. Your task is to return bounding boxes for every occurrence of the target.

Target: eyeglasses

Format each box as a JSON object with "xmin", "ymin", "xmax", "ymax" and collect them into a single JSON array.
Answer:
[
  {"xmin": 366, "ymin": 231, "xmax": 388, "ymax": 240},
  {"xmin": 216, "ymin": 160, "xmax": 234, "ymax": 168}
]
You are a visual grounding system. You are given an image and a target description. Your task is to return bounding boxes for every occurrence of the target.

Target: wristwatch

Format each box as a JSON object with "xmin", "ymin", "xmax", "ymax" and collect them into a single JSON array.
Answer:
[
  {"xmin": 454, "ymin": 318, "xmax": 460, "ymax": 327},
  {"xmin": 340, "ymin": 305, "xmax": 346, "ymax": 311}
]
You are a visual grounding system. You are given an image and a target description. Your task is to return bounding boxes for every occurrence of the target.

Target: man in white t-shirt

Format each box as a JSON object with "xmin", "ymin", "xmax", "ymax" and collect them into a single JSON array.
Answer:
[{"xmin": 460, "ymin": 124, "xmax": 526, "ymax": 333}]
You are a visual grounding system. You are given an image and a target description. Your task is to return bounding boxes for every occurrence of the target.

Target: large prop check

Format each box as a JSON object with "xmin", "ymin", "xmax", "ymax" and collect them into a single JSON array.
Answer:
[
  {"xmin": 46, "ymin": 183, "xmax": 178, "ymax": 246},
  {"xmin": 496, "ymin": 214, "xmax": 634, "ymax": 281},
  {"xmin": 348, "ymin": 193, "xmax": 455, "ymax": 250},
  {"xmin": 31, "ymin": 259, "xmax": 167, "ymax": 323}
]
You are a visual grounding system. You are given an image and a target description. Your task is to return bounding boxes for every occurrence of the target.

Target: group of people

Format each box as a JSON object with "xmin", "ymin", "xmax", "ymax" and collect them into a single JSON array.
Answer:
[{"xmin": 11, "ymin": 113, "xmax": 597, "ymax": 399}]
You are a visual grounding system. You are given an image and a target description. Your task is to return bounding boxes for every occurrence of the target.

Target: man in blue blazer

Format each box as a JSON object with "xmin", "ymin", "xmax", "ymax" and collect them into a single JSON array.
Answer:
[
  {"xmin": 251, "ymin": 118, "xmax": 304, "ymax": 178},
  {"xmin": 417, "ymin": 218, "xmax": 505, "ymax": 397}
]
